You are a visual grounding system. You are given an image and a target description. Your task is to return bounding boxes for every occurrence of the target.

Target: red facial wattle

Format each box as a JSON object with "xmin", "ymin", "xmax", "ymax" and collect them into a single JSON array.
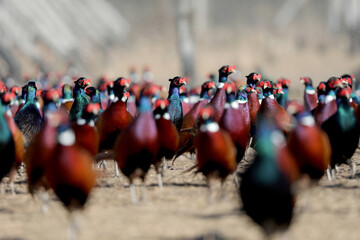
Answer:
[
  {"xmin": 253, "ymin": 74, "xmax": 261, "ymax": 81},
  {"xmin": 341, "ymin": 77, "xmax": 351, "ymax": 85},
  {"xmin": 84, "ymin": 78, "xmax": 91, "ymax": 85},
  {"xmin": 120, "ymin": 78, "xmax": 130, "ymax": 87},
  {"xmin": 228, "ymin": 65, "xmax": 236, "ymax": 73}
]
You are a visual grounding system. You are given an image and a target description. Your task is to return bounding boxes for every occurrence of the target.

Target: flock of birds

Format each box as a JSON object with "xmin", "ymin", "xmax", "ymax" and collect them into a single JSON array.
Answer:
[{"xmin": 0, "ymin": 65, "xmax": 360, "ymax": 238}]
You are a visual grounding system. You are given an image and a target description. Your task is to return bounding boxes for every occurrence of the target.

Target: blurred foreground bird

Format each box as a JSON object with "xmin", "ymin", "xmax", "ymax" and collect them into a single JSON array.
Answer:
[
  {"xmin": 114, "ymin": 93, "xmax": 159, "ymax": 203},
  {"xmin": 240, "ymin": 119, "xmax": 297, "ymax": 237},
  {"xmin": 1, "ymin": 92, "xmax": 25, "ymax": 194},
  {"xmin": 25, "ymin": 89, "xmax": 61, "ymax": 210},
  {"xmin": 0, "ymin": 100, "xmax": 15, "ymax": 193},
  {"xmin": 45, "ymin": 111, "xmax": 96, "ymax": 240}
]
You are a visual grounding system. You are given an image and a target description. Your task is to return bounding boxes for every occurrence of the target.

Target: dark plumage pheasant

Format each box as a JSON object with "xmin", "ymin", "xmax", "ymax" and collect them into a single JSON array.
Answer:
[
  {"xmin": 209, "ymin": 65, "xmax": 236, "ymax": 122},
  {"xmin": 240, "ymin": 119, "xmax": 298, "ymax": 237},
  {"xmin": 167, "ymin": 76, "xmax": 187, "ymax": 131},
  {"xmin": 321, "ymin": 87, "xmax": 359, "ymax": 179},
  {"xmin": 69, "ymin": 77, "xmax": 90, "ymax": 122},
  {"xmin": 14, "ymin": 82, "xmax": 44, "ymax": 147},
  {"xmin": 0, "ymin": 100, "xmax": 15, "ymax": 187}
]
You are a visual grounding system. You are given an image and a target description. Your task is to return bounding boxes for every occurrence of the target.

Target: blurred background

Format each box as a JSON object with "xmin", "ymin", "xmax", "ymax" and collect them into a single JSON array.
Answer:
[{"xmin": 0, "ymin": 0, "xmax": 360, "ymax": 97}]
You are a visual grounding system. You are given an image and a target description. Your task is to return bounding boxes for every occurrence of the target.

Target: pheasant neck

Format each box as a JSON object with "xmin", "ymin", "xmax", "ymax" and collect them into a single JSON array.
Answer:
[{"xmin": 168, "ymin": 85, "xmax": 180, "ymax": 100}]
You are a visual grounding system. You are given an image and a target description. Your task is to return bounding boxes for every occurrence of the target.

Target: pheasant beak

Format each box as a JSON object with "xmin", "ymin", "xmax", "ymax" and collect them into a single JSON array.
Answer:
[{"xmin": 253, "ymin": 74, "xmax": 261, "ymax": 81}]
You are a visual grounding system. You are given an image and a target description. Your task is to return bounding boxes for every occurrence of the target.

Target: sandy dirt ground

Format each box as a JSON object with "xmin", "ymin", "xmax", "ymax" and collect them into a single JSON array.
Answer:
[{"xmin": 1, "ymin": 147, "xmax": 360, "ymax": 240}]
